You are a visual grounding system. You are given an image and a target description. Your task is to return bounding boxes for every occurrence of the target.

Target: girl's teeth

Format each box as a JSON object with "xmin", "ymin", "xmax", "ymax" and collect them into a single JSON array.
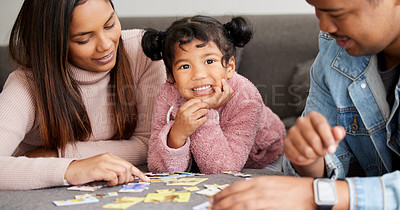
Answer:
[{"xmin": 193, "ymin": 85, "xmax": 211, "ymax": 91}]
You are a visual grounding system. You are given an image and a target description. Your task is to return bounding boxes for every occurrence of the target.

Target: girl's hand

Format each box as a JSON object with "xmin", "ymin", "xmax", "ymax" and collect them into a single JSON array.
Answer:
[
  {"xmin": 64, "ymin": 153, "xmax": 149, "ymax": 186},
  {"xmin": 201, "ymin": 79, "xmax": 234, "ymax": 110},
  {"xmin": 168, "ymin": 99, "xmax": 209, "ymax": 148}
]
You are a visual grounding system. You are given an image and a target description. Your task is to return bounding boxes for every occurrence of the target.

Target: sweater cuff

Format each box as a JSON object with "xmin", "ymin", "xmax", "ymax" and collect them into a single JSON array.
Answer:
[{"xmin": 205, "ymin": 109, "xmax": 219, "ymax": 125}]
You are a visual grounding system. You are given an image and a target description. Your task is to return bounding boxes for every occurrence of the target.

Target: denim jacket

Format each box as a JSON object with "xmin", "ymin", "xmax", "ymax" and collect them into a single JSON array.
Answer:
[{"xmin": 283, "ymin": 31, "xmax": 400, "ymax": 210}]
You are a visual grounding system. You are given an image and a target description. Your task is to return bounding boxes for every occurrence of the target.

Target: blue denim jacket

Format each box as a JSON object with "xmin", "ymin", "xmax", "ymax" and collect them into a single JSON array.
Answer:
[{"xmin": 283, "ymin": 31, "xmax": 400, "ymax": 210}]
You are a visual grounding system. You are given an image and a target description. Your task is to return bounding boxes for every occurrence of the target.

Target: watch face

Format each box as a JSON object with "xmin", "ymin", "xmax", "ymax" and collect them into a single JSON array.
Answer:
[
  {"xmin": 314, "ymin": 179, "xmax": 338, "ymax": 206},
  {"xmin": 317, "ymin": 181, "xmax": 336, "ymax": 202}
]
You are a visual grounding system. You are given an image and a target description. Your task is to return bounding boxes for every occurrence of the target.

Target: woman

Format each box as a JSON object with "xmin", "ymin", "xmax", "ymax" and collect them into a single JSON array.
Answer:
[{"xmin": 0, "ymin": 0, "xmax": 165, "ymax": 190}]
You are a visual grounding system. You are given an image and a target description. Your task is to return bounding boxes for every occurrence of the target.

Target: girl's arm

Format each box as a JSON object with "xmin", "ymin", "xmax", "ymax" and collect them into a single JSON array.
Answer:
[
  {"xmin": 190, "ymin": 97, "xmax": 265, "ymax": 174},
  {"xmin": 147, "ymin": 84, "xmax": 192, "ymax": 173}
]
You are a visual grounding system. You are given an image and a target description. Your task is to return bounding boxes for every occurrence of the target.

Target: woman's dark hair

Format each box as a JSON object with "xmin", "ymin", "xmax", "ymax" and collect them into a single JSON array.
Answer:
[
  {"xmin": 8, "ymin": 0, "xmax": 137, "ymax": 152},
  {"xmin": 142, "ymin": 15, "xmax": 253, "ymax": 83}
]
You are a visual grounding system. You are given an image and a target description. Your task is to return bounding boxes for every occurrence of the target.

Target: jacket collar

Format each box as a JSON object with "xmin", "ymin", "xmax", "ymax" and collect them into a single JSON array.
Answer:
[{"xmin": 331, "ymin": 48, "xmax": 372, "ymax": 80}]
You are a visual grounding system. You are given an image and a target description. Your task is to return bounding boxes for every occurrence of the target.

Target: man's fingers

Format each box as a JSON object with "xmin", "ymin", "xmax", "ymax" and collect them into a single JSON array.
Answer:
[
  {"xmin": 332, "ymin": 126, "xmax": 346, "ymax": 142},
  {"xmin": 212, "ymin": 178, "xmax": 270, "ymax": 210},
  {"xmin": 213, "ymin": 179, "xmax": 256, "ymax": 201},
  {"xmin": 284, "ymin": 137, "xmax": 307, "ymax": 164},
  {"xmin": 308, "ymin": 112, "xmax": 336, "ymax": 153},
  {"xmin": 294, "ymin": 117, "xmax": 326, "ymax": 157}
]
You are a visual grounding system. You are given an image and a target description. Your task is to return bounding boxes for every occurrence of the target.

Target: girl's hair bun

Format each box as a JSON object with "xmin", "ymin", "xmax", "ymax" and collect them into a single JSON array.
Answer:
[
  {"xmin": 224, "ymin": 17, "xmax": 253, "ymax": 48},
  {"xmin": 141, "ymin": 29, "xmax": 166, "ymax": 60}
]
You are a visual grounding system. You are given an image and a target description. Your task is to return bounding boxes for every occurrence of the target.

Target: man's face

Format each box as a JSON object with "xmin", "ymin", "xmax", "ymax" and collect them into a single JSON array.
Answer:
[{"xmin": 307, "ymin": 0, "xmax": 400, "ymax": 57}]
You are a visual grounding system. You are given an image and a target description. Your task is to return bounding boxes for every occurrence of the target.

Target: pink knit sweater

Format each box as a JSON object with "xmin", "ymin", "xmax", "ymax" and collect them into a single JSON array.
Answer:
[
  {"xmin": 0, "ymin": 30, "xmax": 166, "ymax": 190},
  {"xmin": 148, "ymin": 73, "xmax": 285, "ymax": 174}
]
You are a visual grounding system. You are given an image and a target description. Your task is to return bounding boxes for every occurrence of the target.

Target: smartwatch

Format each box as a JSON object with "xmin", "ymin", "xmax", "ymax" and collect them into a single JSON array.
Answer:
[{"xmin": 313, "ymin": 178, "xmax": 338, "ymax": 210}]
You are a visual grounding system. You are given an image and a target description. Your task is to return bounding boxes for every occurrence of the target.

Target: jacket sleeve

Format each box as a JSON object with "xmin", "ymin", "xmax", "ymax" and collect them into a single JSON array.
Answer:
[
  {"xmin": 147, "ymin": 86, "xmax": 191, "ymax": 173},
  {"xmin": 62, "ymin": 30, "xmax": 166, "ymax": 166},
  {"xmin": 345, "ymin": 171, "xmax": 400, "ymax": 210},
  {"xmin": 190, "ymin": 99, "xmax": 263, "ymax": 174}
]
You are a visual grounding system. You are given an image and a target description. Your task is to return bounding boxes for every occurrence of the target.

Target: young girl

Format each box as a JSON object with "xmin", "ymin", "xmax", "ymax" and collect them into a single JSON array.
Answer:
[
  {"xmin": 142, "ymin": 15, "xmax": 285, "ymax": 174},
  {"xmin": 0, "ymin": 0, "xmax": 165, "ymax": 190}
]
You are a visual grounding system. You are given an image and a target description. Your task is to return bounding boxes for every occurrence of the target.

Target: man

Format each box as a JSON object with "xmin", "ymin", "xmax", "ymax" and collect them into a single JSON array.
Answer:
[{"xmin": 211, "ymin": 0, "xmax": 400, "ymax": 209}]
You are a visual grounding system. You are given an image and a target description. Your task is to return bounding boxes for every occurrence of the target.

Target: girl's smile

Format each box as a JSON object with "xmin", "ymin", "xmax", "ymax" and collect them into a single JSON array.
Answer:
[{"xmin": 192, "ymin": 84, "xmax": 214, "ymax": 96}]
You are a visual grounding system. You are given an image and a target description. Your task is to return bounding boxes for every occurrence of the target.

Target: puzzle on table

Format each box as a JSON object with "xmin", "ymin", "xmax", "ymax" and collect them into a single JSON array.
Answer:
[{"xmin": 52, "ymin": 171, "xmax": 250, "ymax": 208}]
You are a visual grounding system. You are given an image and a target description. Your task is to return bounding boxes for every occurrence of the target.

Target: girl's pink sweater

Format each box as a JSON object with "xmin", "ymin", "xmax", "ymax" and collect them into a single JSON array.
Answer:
[{"xmin": 148, "ymin": 73, "xmax": 285, "ymax": 174}]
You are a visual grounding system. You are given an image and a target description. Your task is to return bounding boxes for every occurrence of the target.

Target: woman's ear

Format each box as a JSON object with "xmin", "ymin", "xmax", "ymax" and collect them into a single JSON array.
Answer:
[{"xmin": 226, "ymin": 56, "xmax": 235, "ymax": 79}]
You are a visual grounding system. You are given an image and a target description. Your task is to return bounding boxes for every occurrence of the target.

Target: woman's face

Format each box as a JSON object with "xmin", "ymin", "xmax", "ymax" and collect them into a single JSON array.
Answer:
[{"xmin": 68, "ymin": 0, "xmax": 121, "ymax": 72}]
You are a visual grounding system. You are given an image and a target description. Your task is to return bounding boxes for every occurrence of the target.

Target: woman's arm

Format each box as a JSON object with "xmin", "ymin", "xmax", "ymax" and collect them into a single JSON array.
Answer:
[{"xmin": 0, "ymin": 71, "xmax": 76, "ymax": 190}]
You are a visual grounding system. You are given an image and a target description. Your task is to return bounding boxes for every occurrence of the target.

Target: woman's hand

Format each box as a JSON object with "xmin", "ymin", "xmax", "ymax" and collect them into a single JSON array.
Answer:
[
  {"xmin": 201, "ymin": 79, "xmax": 234, "ymax": 110},
  {"xmin": 64, "ymin": 153, "xmax": 149, "ymax": 186},
  {"xmin": 23, "ymin": 147, "xmax": 58, "ymax": 157}
]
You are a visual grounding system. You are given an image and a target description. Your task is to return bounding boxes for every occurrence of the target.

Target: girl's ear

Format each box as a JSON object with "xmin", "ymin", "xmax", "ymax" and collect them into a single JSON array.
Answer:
[
  {"xmin": 226, "ymin": 56, "xmax": 235, "ymax": 79},
  {"xmin": 167, "ymin": 72, "xmax": 176, "ymax": 85}
]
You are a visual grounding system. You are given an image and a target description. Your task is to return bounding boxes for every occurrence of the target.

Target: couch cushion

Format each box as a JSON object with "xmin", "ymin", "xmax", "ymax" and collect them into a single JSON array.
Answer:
[
  {"xmin": 236, "ymin": 15, "xmax": 319, "ymax": 119},
  {"xmin": 290, "ymin": 58, "xmax": 314, "ymax": 115}
]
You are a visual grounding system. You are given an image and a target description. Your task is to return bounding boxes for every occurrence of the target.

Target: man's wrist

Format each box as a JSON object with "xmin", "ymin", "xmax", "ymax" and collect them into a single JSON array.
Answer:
[
  {"xmin": 333, "ymin": 180, "xmax": 349, "ymax": 210},
  {"xmin": 292, "ymin": 157, "xmax": 325, "ymax": 177}
]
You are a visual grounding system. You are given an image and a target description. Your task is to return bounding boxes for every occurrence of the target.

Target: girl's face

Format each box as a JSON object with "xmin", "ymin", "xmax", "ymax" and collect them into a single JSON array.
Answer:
[
  {"xmin": 68, "ymin": 0, "xmax": 121, "ymax": 72},
  {"xmin": 172, "ymin": 39, "xmax": 235, "ymax": 100}
]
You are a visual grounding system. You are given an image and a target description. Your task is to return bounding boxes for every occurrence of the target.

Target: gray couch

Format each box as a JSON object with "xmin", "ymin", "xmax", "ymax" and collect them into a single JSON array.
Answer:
[{"xmin": 0, "ymin": 14, "xmax": 320, "ymax": 127}]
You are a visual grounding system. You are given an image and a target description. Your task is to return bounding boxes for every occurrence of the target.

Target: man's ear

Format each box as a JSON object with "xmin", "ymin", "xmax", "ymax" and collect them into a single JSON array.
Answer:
[{"xmin": 226, "ymin": 56, "xmax": 235, "ymax": 79}]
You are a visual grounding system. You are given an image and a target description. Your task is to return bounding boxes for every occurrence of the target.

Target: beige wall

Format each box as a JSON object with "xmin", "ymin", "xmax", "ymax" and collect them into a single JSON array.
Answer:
[{"xmin": 0, "ymin": 0, "xmax": 314, "ymax": 46}]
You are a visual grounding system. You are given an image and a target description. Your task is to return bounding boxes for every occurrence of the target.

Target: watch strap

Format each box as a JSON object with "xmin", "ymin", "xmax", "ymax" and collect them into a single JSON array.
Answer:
[{"xmin": 318, "ymin": 205, "xmax": 333, "ymax": 210}]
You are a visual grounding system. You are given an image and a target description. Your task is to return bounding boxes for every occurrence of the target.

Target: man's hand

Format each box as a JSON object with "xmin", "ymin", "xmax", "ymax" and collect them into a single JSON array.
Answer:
[
  {"xmin": 211, "ymin": 176, "xmax": 350, "ymax": 210},
  {"xmin": 284, "ymin": 111, "xmax": 346, "ymax": 177},
  {"xmin": 211, "ymin": 176, "xmax": 316, "ymax": 210}
]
